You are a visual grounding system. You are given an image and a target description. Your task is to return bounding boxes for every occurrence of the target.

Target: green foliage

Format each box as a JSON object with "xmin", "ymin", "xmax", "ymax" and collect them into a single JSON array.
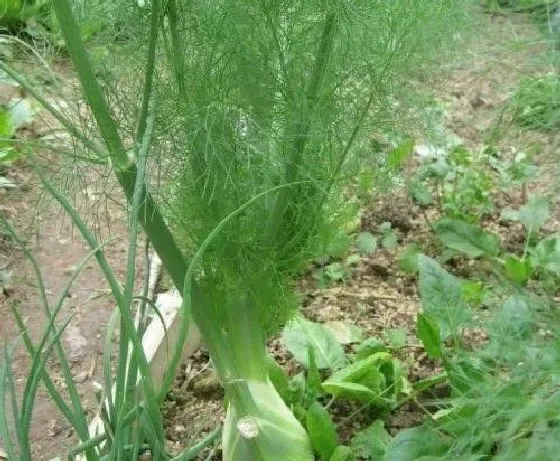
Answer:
[
  {"xmin": 350, "ymin": 420, "xmax": 391, "ymax": 460},
  {"xmin": 356, "ymin": 232, "xmax": 377, "ymax": 254},
  {"xmin": 398, "ymin": 243, "xmax": 422, "ymax": 273},
  {"xmin": 307, "ymin": 402, "xmax": 339, "ymax": 461},
  {"xmin": 416, "ymin": 314, "xmax": 443, "ymax": 360},
  {"xmin": 434, "ymin": 218, "xmax": 500, "ymax": 258},
  {"xmin": 418, "ymin": 255, "xmax": 471, "ymax": 339},
  {"xmin": 2, "ymin": 0, "xmax": 470, "ymax": 457},
  {"xmin": 511, "ymin": 74, "xmax": 560, "ymax": 130},
  {"xmin": 282, "ymin": 316, "xmax": 346, "ymax": 370}
]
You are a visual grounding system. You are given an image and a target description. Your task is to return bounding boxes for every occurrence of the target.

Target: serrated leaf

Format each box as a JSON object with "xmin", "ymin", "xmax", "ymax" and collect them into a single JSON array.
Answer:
[
  {"xmin": 416, "ymin": 314, "xmax": 442, "ymax": 359},
  {"xmin": 434, "ymin": 218, "xmax": 499, "ymax": 258},
  {"xmin": 329, "ymin": 446, "xmax": 356, "ymax": 461},
  {"xmin": 519, "ymin": 196, "xmax": 550, "ymax": 233},
  {"xmin": 324, "ymin": 321, "xmax": 363, "ymax": 345},
  {"xmin": 350, "ymin": 420, "xmax": 391, "ymax": 460},
  {"xmin": 282, "ymin": 317, "xmax": 346, "ymax": 370},
  {"xmin": 503, "ymin": 255, "xmax": 532, "ymax": 285},
  {"xmin": 307, "ymin": 402, "xmax": 339, "ymax": 460},
  {"xmin": 418, "ymin": 255, "xmax": 471, "ymax": 339},
  {"xmin": 357, "ymin": 232, "xmax": 377, "ymax": 254}
]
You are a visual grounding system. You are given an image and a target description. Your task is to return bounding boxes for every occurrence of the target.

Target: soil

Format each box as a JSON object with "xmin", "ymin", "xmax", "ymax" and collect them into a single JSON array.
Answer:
[{"xmin": 1, "ymin": 7, "xmax": 559, "ymax": 461}]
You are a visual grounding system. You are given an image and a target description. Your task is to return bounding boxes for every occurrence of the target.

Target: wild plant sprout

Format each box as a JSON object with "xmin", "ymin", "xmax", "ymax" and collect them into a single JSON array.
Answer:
[{"xmin": 1, "ymin": 0, "xmax": 465, "ymax": 459}]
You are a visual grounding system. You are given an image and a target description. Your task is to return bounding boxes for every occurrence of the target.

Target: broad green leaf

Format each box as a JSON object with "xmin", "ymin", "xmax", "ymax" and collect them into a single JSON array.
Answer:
[
  {"xmin": 307, "ymin": 402, "xmax": 339, "ymax": 461},
  {"xmin": 416, "ymin": 314, "xmax": 442, "ymax": 359},
  {"xmin": 329, "ymin": 446, "xmax": 356, "ymax": 461},
  {"xmin": 383, "ymin": 427, "xmax": 448, "ymax": 461},
  {"xmin": 503, "ymin": 255, "xmax": 532, "ymax": 285},
  {"xmin": 434, "ymin": 219, "xmax": 499, "ymax": 258},
  {"xmin": 384, "ymin": 328, "xmax": 407, "ymax": 349},
  {"xmin": 387, "ymin": 137, "xmax": 414, "ymax": 170},
  {"xmin": 382, "ymin": 231, "xmax": 398, "ymax": 250},
  {"xmin": 398, "ymin": 243, "xmax": 421, "ymax": 273},
  {"xmin": 418, "ymin": 255, "xmax": 471, "ymax": 339},
  {"xmin": 531, "ymin": 235, "xmax": 560, "ymax": 275},
  {"xmin": 282, "ymin": 317, "xmax": 346, "ymax": 370},
  {"xmin": 356, "ymin": 338, "xmax": 389, "ymax": 360},
  {"xmin": 350, "ymin": 420, "xmax": 391, "ymax": 460},
  {"xmin": 357, "ymin": 232, "xmax": 377, "ymax": 254},
  {"xmin": 324, "ymin": 321, "xmax": 363, "ymax": 345},
  {"xmin": 321, "ymin": 381, "xmax": 379, "ymax": 402},
  {"xmin": 519, "ymin": 196, "xmax": 550, "ymax": 233}
]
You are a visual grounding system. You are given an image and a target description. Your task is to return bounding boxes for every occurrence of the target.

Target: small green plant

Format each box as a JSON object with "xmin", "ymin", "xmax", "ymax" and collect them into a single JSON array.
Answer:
[
  {"xmin": 409, "ymin": 145, "xmax": 496, "ymax": 223},
  {"xmin": 279, "ymin": 317, "xmax": 442, "ymax": 460}
]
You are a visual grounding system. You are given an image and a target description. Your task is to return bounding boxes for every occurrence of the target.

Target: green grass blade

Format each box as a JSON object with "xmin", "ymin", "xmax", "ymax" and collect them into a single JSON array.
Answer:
[{"xmin": 0, "ymin": 351, "xmax": 17, "ymax": 461}]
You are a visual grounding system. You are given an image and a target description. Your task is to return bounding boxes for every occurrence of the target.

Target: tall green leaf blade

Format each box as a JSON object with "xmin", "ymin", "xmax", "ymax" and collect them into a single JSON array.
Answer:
[
  {"xmin": 282, "ymin": 317, "xmax": 346, "ymax": 370},
  {"xmin": 416, "ymin": 314, "xmax": 442, "ymax": 360},
  {"xmin": 307, "ymin": 402, "xmax": 339, "ymax": 461},
  {"xmin": 434, "ymin": 219, "xmax": 499, "ymax": 258}
]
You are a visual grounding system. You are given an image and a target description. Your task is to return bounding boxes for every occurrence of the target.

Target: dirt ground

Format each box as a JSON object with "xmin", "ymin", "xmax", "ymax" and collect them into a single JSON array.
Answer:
[{"xmin": 1, "ymin": 8, "xmax": 559, "ymax": 461}]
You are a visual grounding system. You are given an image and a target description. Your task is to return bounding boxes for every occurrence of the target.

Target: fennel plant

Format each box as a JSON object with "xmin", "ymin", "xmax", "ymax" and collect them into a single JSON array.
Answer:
[{"xmin": 1, "ymin": 0, "xmax": 467, "ymax": 459}]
